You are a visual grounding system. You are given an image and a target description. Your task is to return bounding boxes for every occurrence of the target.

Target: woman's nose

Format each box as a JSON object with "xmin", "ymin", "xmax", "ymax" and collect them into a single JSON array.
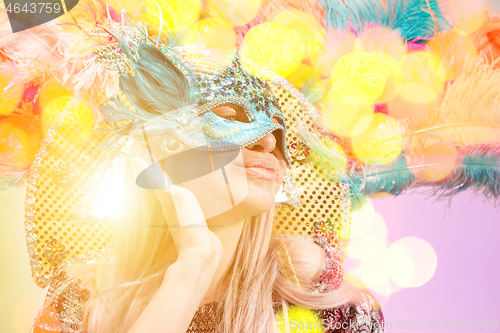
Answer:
[{"xmin": 246, "ymin": 132, "xmax": 277, "ymax": 153}]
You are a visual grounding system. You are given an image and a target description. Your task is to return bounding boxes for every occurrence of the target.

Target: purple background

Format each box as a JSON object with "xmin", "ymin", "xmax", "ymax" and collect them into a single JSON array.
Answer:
[{"xmin": 369, "ymin": 189, "xmax": 500, "ymax": 332}]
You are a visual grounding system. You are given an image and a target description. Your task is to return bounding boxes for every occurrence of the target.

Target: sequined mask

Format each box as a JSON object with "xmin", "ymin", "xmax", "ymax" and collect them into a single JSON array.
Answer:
[
  {"xmin": 93, "ymin": 24, "xmax": 289, "ymax": 164},
  {"xmin": 169, "ymin": 55, "xmax": 290, "ymax": 165}
]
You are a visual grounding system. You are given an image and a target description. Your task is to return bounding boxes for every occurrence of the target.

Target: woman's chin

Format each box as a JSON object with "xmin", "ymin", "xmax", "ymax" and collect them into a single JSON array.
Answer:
[{"xmin": 237, "ymin": 193, "xmax": 277, "ymax": 217}]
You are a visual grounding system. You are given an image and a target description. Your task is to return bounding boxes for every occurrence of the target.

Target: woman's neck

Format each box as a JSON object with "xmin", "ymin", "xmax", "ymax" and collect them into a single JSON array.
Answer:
[{"xmin": 200, "ymin": 218, "xmax": 246, "ymax": 306}]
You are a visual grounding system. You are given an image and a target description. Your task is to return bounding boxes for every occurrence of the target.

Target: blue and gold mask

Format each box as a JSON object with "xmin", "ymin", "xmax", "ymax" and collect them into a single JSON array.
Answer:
[
  {"xmin": 170, "ymin": 54, "xmax": 289, "ymax": 165},
  {"xmin": 96, "ymin": 24, "xmax": 290, "ymax": 165}
]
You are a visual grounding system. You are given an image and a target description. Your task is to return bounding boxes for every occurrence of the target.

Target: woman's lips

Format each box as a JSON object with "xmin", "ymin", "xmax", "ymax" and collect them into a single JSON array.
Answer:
[
  {"xmin": 233, "ymin": 159, "xmax": 280, "ymax": 180},
  {"xmin": 244, "ymin": 166, "xmax": 277, "ymax": 180}
]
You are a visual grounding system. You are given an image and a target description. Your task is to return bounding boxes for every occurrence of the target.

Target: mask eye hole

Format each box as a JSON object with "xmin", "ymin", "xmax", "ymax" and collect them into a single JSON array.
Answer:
[{"xmin": 212, "ymin": 104, "xmax": 249, "ymax": 123}]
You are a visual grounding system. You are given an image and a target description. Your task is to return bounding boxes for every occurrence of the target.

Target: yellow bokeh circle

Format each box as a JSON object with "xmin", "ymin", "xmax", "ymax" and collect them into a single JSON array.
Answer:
[
  {"xmin": 141, "ymin": 0, "xmax": 201, "ymax": 34},
  {"xmin": 37, "ymin": 80, "xmax": 73, "ymax": 107},
  {"xmin": 351, "ymin": 113, "xmax": 403, "ymax": 165},
  {"xmin": 241, "ymin": 22, "xmax": 307, "ymax": 79},
  {"xmin": 0, "ymin": 116, "xmax": 40, "ymax": 168},
  {"xmin": 329, "ymin": 51, "xmax": 401, "ymax": 105},
  {"xmin": 273, "ymin": 9, "xmax": 325, "ymax": 62},
  {"xmin": 397, "ymin": 51, "xmax": 449, "ymax": 100},
  {"xmin": 41, "ymin": 97, "xmax": 94, "ymax": 147}
]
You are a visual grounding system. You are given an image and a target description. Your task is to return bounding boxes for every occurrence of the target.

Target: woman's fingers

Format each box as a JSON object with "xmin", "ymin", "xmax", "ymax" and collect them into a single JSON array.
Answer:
[{"xmin": 167, "ymin": 185, "xmax": 207, "ymax": 227}]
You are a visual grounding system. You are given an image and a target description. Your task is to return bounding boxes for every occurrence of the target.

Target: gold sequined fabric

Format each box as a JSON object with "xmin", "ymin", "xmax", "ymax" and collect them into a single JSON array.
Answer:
[
  {"xmin": 270, "ymin": 79, "xmax": 351, "ymax": 263},
  {"xmin": 24, "ymin": 91, "xmax": 132, "ymax": 288}
]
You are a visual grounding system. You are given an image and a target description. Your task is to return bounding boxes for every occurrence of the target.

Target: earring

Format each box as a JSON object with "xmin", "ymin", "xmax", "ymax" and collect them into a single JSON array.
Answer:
[{"xmin": 283, "ymin": 169, "xmax": 302, "ymax": 208}]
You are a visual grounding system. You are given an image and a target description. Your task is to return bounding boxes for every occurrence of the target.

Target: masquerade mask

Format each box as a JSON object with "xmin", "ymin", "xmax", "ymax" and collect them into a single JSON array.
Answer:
[
  {"xmin": 178, "ymin": 54, "xmax": 287, "ymax": 160},
  {"xmin": 97, "ymin": 24, "xmax": 290, "ymax": 165}
]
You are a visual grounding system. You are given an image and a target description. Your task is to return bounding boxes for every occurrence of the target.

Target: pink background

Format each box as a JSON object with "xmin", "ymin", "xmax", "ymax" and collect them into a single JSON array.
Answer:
[{"xmin": 370, "ymin": 189, "xmax": 500, "ymax": 332}]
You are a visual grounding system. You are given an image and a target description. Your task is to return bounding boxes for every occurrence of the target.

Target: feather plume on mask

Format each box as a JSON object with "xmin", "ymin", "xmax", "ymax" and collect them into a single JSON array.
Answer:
[{"xmin": 95, "ymin": 21, "xmax": 199, "ymax": 148}]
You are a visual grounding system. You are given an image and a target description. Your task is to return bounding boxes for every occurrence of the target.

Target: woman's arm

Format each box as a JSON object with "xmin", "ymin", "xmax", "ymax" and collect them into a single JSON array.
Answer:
[
  {"xmin": 126, "ymin": 258, "xmax": 219, "ymax": 333},
  {"xmin": 126, "ymin": 157, "xmax": 224, "ymax": 333}
]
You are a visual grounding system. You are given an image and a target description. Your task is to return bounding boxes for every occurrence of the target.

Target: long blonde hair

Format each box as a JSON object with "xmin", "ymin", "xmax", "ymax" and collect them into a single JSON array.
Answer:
[{"xmin": 67, "ymin": 159, "xmax": 358, "ymax": 333}]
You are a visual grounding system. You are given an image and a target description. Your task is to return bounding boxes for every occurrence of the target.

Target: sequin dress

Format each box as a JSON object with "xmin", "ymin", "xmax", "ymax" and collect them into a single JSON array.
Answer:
[{"xmin": 33, "ymin": 265, "xmax": 384, "ymax": 333}]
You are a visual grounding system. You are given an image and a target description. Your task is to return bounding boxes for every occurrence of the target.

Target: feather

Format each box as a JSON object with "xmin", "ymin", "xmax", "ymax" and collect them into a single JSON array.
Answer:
[
  {"xmin": 352, "ymin": 154, "xmax": 416, "ymax": 196},
  {"xmin": 428, "ymin": 143, "xmax": 500, "ymax": 200},
  {"xmin": 471, "ymin": 11, "xmax": 500, "ymax": 69},
  {"xmin": 320, "ymin": 0, "xmax": 451, "ymax": 42},
  {"xmin": 95, "ymin": 19, "xmax": 199, "ymax": 147},
  {"xmin": 0, "ymin": 166, "xmax": 29, "ymax": 190},
  {"xmin": 412, "ymin": 54, "xmax": 500, "ymax": 147}
]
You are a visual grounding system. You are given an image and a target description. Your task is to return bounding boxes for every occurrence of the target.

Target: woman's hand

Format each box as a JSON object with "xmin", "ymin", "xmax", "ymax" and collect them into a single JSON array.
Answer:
[
  {"xmin": 126, "ymin": 153, "xmax": 224, "ymax": 333},
  {"xmin": 130, "ymin": 156, "xmax": 224, "ymax": 268},
  {"xmin": 155, "ymin": 181, "xmax": 224, "ymax": 267}
]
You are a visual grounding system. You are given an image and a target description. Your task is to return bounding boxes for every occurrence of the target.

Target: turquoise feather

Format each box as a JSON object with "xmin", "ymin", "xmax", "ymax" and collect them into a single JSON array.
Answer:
[{"xmin": 320, "ymin": 0, "xmax": 451, "ymax": 42}]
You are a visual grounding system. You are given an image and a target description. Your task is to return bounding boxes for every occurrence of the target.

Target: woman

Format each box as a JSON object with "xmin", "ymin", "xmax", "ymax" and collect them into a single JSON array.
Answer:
[{"xmin": 31, "ymin": 22, "xmax": 384, "ymax": 333}]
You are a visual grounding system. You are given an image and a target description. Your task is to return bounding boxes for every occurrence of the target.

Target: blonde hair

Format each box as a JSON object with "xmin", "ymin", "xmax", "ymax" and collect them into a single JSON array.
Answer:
[{"xmin": 62, "ymin": 159, "xmax": 358, "ymax": 333}]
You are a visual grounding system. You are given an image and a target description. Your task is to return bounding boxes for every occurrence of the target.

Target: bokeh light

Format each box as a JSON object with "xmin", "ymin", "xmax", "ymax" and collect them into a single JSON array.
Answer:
[
  {"xmin": 185, "ymin": 19, "xmax": 237, "ymax": 55},
  {"xmin": 349, "ymin": 236, "xmax": 386, "ymax": 261},
  {"xmin": 347, "ymin": 199, "xmax": 437, "ymax": 296},
  {"xmin": 208, "ymin": 0, "xmax": 264, "ymax": 27},
  {"xmin": 384, "ymin": 237, "xmax": 438, "ymax": 288},
  {"xmin": 397, "ymin": 51, "xmax": 448, "ymax": 100},
  {"xmin": 301, "ymin": 76, "xmax": 328, "ymax": 105},
  {"xmin": 41, "ymin": 97, "xmax": 94, "ymax": 147},
  {"xmin": 428, "ymin": 30, "xmax": 478, "ymax": 80},
  {"xmin": 37, "ymin": 80, "xmax": 73, "ymax": 108},
  {"xmin": 328, "ymin": 51, "xmax": 400, "ymax": 105},
  {"xmin": 357, "ymin": 26, "xmax": 407, "ymax": 58},
  {"xmin": 351, "ymin": 113, "xmax": 403, "ymax": 165},
  {"xmin": 273, "ymin": 9, "xmax": 325, "ymax": 62},
  {"xmin": 0, "ymin": 116, "xmax": 40, "ymax": 168},
  {"xmin": 319, "ymin": 99, "xmax": 372, "ymax": 138},
  {"xmin": 241, "ymin": 22, "xmax": 306, "ymax": 78},
  {"xmin": 141, "ymin": 0, "xmax": 201, "ymax": 34},
  {"xmin": 387, "ymin": 81, "xmax": 432, "ymax": 127},
  {"xmin": 408, "ymin": 140, "xmax": 458, "ymax": 182}
]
